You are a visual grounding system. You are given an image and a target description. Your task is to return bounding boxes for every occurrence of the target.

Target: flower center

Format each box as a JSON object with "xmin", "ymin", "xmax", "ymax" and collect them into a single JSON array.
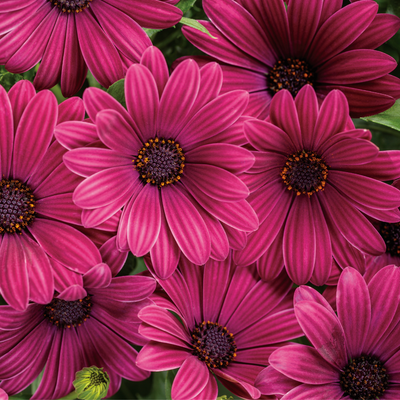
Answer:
[
  {"xmin": 134, "ymin": 137, "xmax": 185, "ymax": 188},
  {"xmin": 48, "ymin": 0, "xmax": 92, "ymax": 13},
  {"xmin": 379, "ymin": 222, "xmax": 400, "ymax": 257},
  {"xmin": 268, "ymin": 58, "xmax": 315, "ymax": 96},
  {"xmin": 44, "ymin": 295, "xmax": 92, "ymax": 328},
  {"xmin": 281, "ymin": 150, "xmax": 328, "ymax": 196},
  {"xmin": 340, "ymin": 356, "xmax": 389, "ymax": 400},
  {"xmin": 0, "ymin": 179, "xmax": 36, "ymax": 234},
  {"xmin": 190, "ymin": 321, "xmax": 237, "ymax": 369}
]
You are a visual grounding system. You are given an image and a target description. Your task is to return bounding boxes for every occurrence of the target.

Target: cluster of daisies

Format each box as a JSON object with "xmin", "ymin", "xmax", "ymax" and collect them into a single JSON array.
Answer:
[{"xmin": 1, "ymin": 0, "xmax": 400, "ymax": 399}]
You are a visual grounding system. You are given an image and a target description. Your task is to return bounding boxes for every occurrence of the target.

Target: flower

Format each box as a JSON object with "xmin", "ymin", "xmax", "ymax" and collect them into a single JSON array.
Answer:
[
  {"xmin": 136, "ymin": 255, "xmax": 302, "ymax": 400},
  {"xmin": 182, "ymin": 0, "xmax": 400, "ymax": 118},
  {"xmin": 0, "ymin": 273, "xmax": 156, "ymax": 400},
  {"xmin": 73, "ymin": 366, "xmax": 110, "ymax": 400},
  {"xmin": 0, "ymin": 0, "xmax": 182, "ymax": 97},
  {"xmin": 256, "ymin": 266, "xmax": 400, "ymax": 399},
  {"xmin": 0, "ymin": 80, "xmax": 123, "ymax": 311},
  {"xmin": 234, "ymin": 85, "xmax": 400, "ymax": 285},
  {"xmin": 56, "ymin": 46, "xmax": 259, "ymax": 279}
]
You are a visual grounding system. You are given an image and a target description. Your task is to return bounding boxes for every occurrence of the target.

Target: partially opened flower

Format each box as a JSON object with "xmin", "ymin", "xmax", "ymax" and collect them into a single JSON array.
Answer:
[
  {"xmin": 234, "ymin": 85, "xmax": 400, "ymax": 285},
  {"xmin": 136, "ymin": 255, "xmax": 302, "ymax": 400},
  {"xmin": 256, "ymin": 266, "xmax": 400, "ymax": 399},
  {"xmin": 183, "ymin": 0, "xmax": 400, "ymax": 118},
  {"xmin": 0, "ymin": 0, "xmax": 182, "ymax": 96},
  {"xmin": 56, "ymin": 46, "xmax": 259, "ymax": 280},
  {"xmin": 0, "ymin": 273, "xmax": 156, "ymax": 399},
  {"xmin": 0, "ymin": 80, "xmax": 121, "ymax": 311}
]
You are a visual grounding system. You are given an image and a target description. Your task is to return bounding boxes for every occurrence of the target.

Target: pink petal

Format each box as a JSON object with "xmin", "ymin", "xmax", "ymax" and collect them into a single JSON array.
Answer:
[
  {"xmin": 162, "ymin": 185, "xmax": 210, "ymax": 265},
  {"xmin": 127, "ymin": 184, "xmax": 161, "ymax": 256},
  {"xmin": 141, "ymin": 46, "xmax": 169, "ymax": 97},
  {"xmin": 7, "ymin": 80, "xmax": 35, "ymax": 133},
  {"xmin": 55, "ymin": 121, "xmax": 98, "ymax": 150},
  {"xmin": 136, "ymin": 342, "xmax": 190, "ymax": 371},
  {"xmin": 76, "ymin": 10, "xmax": 123, "ymax": 88},
  {"xmin": 306, "ymin": 0, "xmax": 378, "ymax": 67},
  {"xmin": 283, "ymin": 196, "xmax": 315, "ymax": 285},
  {"xmin": 337, "ymin": 267, "xmax": 371, "ymax": 358},
  {"xmin": 157, "ymin": 59, "xmax": 200, "ymax": 138},
  {"xmin": 171, "ymin": 356, "xmax": 210, "ymax": 400},
  {"xmin": 295, "ymin": 301, "xmax": 348, "ymax": 368},
  {"xmin": 28, "ymin": 218, "xmax": 102, "ymax": 273},
  {"xmin": 0, "ymin": 234, "xmax": 28, "ymax": 311},
  {"xmin": 270, "ymin": 344, "xmax": 339, "ymax": 384},
  {"xmin": 83, "ymin": 263, "xmax": 112, "ymax": 289},
  {"xmin": 57, "ymin": 97, "xmax": 85, "ymax": 124},
  {"xmin": 150, "ymin": 209, "xmax": 180, "ymax": 279},
  {"xmin": 282, "ymin": 383, "xmax": 343, "ymax": 400},
  {"xmin": 96, "ymin": 109, "xmax": 143, "ymax": 155},
  {"xmin": 125, "ymin": 64, "xmax": 159, "ymax": 141},
  {"xmin": 20, "ymin": 233, "xmax": 53, "ymax": 305},
  {"xmin": 13, "ymin": 90, "xmax": 58, "ymax": 182},
  {"xmin": 0, "ymin": 85, "xmax": 13, "ymax": 178},
  {"xmin": 255, "ymin": 366, "xmax": 299, "ymax": 396},
  {"xmin": 60, "ymin": 14, "xmax": 88, "ymax": 97},
  {"xmin": 73, "ymin": 166, "xmax": 137, "ymax": 209}
]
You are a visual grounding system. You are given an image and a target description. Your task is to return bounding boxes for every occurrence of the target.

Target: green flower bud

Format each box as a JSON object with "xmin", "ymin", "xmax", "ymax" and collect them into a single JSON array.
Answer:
[{"xmin": 73, "ymin": 366, "xmax": 110, "ymax": 400}]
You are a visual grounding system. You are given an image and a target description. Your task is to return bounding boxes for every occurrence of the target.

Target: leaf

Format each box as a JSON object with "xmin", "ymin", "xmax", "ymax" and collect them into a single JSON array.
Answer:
[
  {"xmin": 164, "ymin": 369, "xmax": 178, "ymax": 400},
  {"xmin": 143, "ymin": 28, "xmax": 163, "ymax": 39},
  {"xmin": 177, "ymin": 0, "xmax": 196, "ymax": 14},
  {"xmin": 179, "ymin": 17, "xmax": 216, "ymax": 38},
  {"xmin": 361, "ymin": 99, "xmax": 400, "ymax": 132},
  {"xmin": 107, "ymin": 79, "xmax": 126, "ymax": 108}
]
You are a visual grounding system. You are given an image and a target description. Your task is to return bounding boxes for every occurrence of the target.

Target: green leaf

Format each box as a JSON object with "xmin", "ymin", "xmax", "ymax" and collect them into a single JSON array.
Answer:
[
  {"xmin": 164, "ymin": 369, "xmax": 178, "ymax": 400},
  {"xmin": 143, "ymin": 28, "xmax": 163, "ymax": 39},
  {"xmin": 177, "ymin": 0, "xmax": 196, "ymax": 14},
  {"xmin": 179, "ymin": 17, "xmax": 216, "ymax": 38},
  {"xmin": 107, "ymin": 79, "xmax": 126, "ymax": 108},
  {"xmin": 361, "ymin": 100, "xmax": 400, "ymax": 133}
]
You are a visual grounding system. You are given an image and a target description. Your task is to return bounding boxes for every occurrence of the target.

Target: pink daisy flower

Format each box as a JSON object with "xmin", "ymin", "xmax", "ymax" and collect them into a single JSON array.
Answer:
[
  {"xmin": 234, "ymin": 85, "xmax": 400, "ymax": 285},
  {"xmin": 0, "ymin": 273, "xmax": 156, "ymax": 399},
  {"xmin": 256, "ymin": 266, "xmax": 400, "ymax": 400},
  {"xmin": 182, "ymin": 0, "xmax": 400, "ymax": 118},
  {"xmin": 136, "ymin": 254, "xmax": 302, "ymax": 400},
  {"xmin": 0, "ymin": 80, "xmax": 121, "ymax": 311},
  {"xmin": 0, "ymin": 0, "xmax": 182, "ymax": 97},
  {"xmin": 56, "ymin": 46, "xmax": 259, "ymax": 279}
]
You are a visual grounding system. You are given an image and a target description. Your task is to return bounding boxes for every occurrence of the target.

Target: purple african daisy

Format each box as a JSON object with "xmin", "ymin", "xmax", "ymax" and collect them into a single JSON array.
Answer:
[
  {"xmin": 136, "ymin": 255, "xmax": 302, "ymax": 400},
  {"xmin": 0, "ymin": 0, "xmax": 182, "ymax": 96},
  {"xmin": 234, "ymin": 85, "xmax": 400, "ymax": 285},
  {"xmin": 55, "ymin": 46, "xmax": 259, "ymax": 280},
  {"xmin": 0, "ymin": 80, "xmax": 121, "ymax": 311},
  {"xmin": 0, "ymin": 273, "xmax": 156, "ymax": 399},
  {"xmin": 183, "ymin": 0, "xmax": 400, "ymax": 118},
  {"xmin": 256, "ymin": 266, "xmax": 400, "ymax": 399}
]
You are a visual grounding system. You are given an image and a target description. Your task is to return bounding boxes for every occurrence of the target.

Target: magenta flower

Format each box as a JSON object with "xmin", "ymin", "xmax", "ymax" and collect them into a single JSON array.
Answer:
[
  {"xmin": 183, "ymin": 0, "xmax": 400, "ymax": 118},
  {"xmin": 136, "ymin": 255, "xmax": 302, "ymax": 400},
  {"xmin": 0, "ymin": 80, "xmax": 122, "ymax": 311},
  {"xmin": 234, "ymin": 85, "xmax": 400, "ymax": 285},
  {"xmin": 0, "ymin": 273, "xmax": 156, "ymax": 399},
  {"xmin": 56, "ymin": 46, "xmax": 259, "ymax": 279},
  {"xmin": 256, "ymin": 266, "xmax": 400, "ymax": 399},
  {"xmin": 0, "ymin": 0, "xmax": 182, "ymax": 97}
]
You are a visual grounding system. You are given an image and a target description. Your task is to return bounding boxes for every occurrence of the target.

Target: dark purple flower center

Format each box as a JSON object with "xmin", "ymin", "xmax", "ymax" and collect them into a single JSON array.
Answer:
[
  {"xmin": 268, "ymin": 58, "xmax": 315, "ymax": 96},
  {"xmin": 48, "ymin": 0, "xmax": 92, "ymax": 13},
  {"xmin": 379, "ymin": 222, "xmax": 400, "ymax": 257},
  {"xmin": 190, "ymin": 321, "xmax": 237, "ymax": 369},
  {"xmin": 0, "ymin": 179, "xmax": 36, "ymax": 234},
  {"xmin": 281, "ymin": 150, "xmax": 328, "ymax": 196},
  {"xmin": 340, "ymin": 355, "xmax": 389, "ymax": 400},
  {"xmin": 44, "ymin": 295, "xmax": 92, "ymax": 328},
  {"xmin": 134, "ymin": 137, "xmax": 185, "ymax": 188}
]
